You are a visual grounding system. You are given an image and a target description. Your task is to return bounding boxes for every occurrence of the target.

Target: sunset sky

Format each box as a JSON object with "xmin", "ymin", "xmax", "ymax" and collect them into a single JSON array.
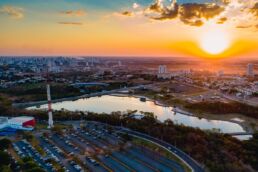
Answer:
[{"xmin": 0, "ymin": 0, "xmax": 258, "ymax": 59}]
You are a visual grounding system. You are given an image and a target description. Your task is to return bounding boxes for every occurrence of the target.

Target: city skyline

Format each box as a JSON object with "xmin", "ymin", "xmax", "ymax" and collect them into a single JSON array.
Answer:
[{"xmin": 0, "ymin": 0, "xmax": 258, "ymax": 59}]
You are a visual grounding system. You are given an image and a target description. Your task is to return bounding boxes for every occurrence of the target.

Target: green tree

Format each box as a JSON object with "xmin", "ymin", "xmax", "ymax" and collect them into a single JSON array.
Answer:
[
  {"xmin": 25, "ymin": 167, "xmax": 45, "ymax": 172},
  {"xmin": 0, "ymin": 138, "xmax": 11, "ymax": 151},
  {"xmin": 0, "ymin": 165, "xmax": 12, "ymax": 172},
  {"xmin": 0, "ymin": 151, "xmax": 11, "ymax": 166},
  {"xmin": 23, "ymin": 161, "xmax": 38, "ymax": 169}
]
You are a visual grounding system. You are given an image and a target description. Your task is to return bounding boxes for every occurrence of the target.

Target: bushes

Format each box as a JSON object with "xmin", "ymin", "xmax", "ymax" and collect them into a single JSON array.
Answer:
[
  {"xmin": 186, "ymin": 101, "xmax": 258, "ymax": 119},
  {"xmin": 21, "ymin": 157, "xmax": 45, "ymax": 172},
  {"xmin": 0, "ymin": 139, "xmax": 11, "ymax": 151},
  {"xmin": 84, "ymin": 113, "xmax": 258, "ymax": 172},
  {"xmin": 0, "ymin": 151, "xmax": 11, "ymax": 166},
  {"xmin": 0, "ymin": 83, "xmax": 82, "ymax": 102}
]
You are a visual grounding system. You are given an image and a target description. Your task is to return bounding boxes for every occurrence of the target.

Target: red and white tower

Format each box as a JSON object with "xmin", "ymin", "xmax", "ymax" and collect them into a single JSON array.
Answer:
[{"xmin": 47, "ymin": 61, "xmax": 54, "ymax": 128}]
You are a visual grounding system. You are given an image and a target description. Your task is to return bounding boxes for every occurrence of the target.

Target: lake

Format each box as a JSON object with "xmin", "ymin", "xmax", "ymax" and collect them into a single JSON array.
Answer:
[{"xmin": 27, "ymin": 95, "xmax": 247, "ymax": 134}]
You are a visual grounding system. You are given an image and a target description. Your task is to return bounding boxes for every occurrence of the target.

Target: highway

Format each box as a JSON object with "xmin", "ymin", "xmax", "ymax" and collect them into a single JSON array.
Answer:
[{"xmin": 117, "ymin": 127, "xmax": 205, "ymax": 172}]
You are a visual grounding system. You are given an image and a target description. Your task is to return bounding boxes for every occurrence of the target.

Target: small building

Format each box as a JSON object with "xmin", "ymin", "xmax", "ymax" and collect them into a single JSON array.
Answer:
[
  {"xmin": 8, "ymin": 116, "xmax": 36, "ymax": 131},
  {"xmin": 0, "ymin": 116, "xmax": 36, "ymax": 135}
]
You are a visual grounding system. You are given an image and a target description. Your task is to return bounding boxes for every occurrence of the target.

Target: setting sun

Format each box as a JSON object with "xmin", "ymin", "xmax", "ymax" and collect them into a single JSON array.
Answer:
[{"xmin": 200, "ymin": 29, "xmax": 231, "ymax": 55}]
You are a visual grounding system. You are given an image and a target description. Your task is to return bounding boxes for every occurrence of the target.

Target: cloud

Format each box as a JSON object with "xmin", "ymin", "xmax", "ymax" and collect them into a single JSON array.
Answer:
[
  {"xmin": 150, "ymin": 2, "xmax": 179, "ymax": 20},
  {"xmin": 60, "ymin": 9, "xmax": 86, "ymax": 17},
  {"xmin": 115, "ymin": 0, "xmax": 258, "ymax": 28},
  {"xmin": 58, "ymin": 21, "xmax": 83, "ymax": 25},
  {"xmin": 218, "ymin": 0, "xmax": 258, "ymax": 29},
  {"xmin": 221, "ymin": 0, "xmax": 231, "ymax": 5},
  {"xmin": 0, "ymin": 5, "xmax": 24, "ymax": 19},
  {"xmin": 217, "ymin": 17, "xmax": 227, "ymax": 24},
  {"xmin": 179, "ymin": 3, "xmax": 224, "ymax": 26},
  {"xmin": 146, "ymin": 0, "xmax": 164, "ymax": 13},
  {"xmin": 144, "ymin": 1, "xmax": 224, "ymax": 26},
  {"xmin": 236, "ymin": 25, "xmax": 252, "ymax": 29},
  {"xmin": 133, "ymin": 3, "xmax": 140, "ymax": 9},
  {"xmin": 121, "ymin": 11, "xmax": 133, "ymax": 16},
  {"xmin": 250, "ymin": 2, "xmax": 258, "ymax": 17}
]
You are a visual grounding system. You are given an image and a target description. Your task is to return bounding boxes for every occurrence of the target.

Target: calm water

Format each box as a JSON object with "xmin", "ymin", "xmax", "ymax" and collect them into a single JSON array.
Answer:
[
  {"xmin": 28, "ymin": 95, "xmax": 245, "ymax": 134},
  {"xmin": 233, "ymin": 135, "xmax": 253, "ymax": 140}
]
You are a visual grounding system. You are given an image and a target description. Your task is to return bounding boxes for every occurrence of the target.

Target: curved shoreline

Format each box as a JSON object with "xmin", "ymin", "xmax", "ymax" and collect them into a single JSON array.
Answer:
[
  {"xmin": 18, "ymin": 92, "xmax": 255, "ymax": 134},
  {"xmin": 111, "ymin": 93, "xmax": 254, "ymax": 134}
]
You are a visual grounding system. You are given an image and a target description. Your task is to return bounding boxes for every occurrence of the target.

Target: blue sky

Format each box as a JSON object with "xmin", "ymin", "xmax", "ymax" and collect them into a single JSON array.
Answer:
[{"xmin": 0, "ymin": 0, "xmax": 215, "ymax": 11}]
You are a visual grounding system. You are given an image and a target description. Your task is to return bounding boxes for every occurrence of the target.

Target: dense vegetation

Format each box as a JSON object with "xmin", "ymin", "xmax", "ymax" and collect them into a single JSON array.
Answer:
[
  {"xmin": 83, "ymin": 112, "xmax": 258, "ymax": 172},
  {"xmin": 0, "ymin": 83, "xmax": 82, "ymax": 103},
  {"xmin": 0, "ymin": 82, "xmax": 131, "ymax": 103},
  {"xmin": 185, "ymin": 101, "xmax": 258, "ymax": 119},
  {"xmin": 19, "ymin": 157, "xmax": 45, "ymax": 172}
]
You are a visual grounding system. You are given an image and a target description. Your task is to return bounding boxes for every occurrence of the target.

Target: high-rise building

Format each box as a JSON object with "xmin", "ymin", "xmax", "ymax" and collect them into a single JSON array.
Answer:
[
  {"xmin": 217, "ymin": 70, "xmax": 224, "ymax": 77},
  {"xmin": 158, "ymin": 65, "xmax": 167, "ymax": 74},
  {"xmin": 247, "ymin": 63, "xmax": 254, "ymax": 77},
  {"xmin": 158, "ymin": 65, "xmax": 171, "ymax": 79}
]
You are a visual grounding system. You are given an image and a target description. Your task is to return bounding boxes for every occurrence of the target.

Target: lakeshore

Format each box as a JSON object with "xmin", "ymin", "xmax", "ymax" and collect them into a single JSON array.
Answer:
[
  {"xmin": 24, "ymin": 93, "xmax": 254, "ymax": 135},
  {"xmin": 112, "ymin": 93, "xmax": 257, "ymax": 134}
]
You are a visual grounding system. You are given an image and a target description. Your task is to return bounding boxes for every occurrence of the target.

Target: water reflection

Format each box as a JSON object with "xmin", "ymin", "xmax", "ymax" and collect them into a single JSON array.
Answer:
[
  {"xmin": 233, "ymin": 135, "xmax": 253, "ymax": 141},
  {"xmin": 28, "ymin": 95, "xmax": 245, "ymax": 133}
]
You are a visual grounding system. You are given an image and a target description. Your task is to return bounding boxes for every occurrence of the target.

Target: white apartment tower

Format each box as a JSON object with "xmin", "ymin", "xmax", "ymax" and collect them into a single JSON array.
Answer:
[
  {"xmin": 158, "ymin": 65, "xmax": 167, "ymax": 74},
  {"xmin": 247, "ymin": 63, "xmax": 254, "ymax": 77}
]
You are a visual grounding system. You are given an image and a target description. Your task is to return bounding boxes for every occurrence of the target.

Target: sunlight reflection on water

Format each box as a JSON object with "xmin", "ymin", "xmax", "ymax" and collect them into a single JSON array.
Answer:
[{"xmin": 28, "ymin": 95, "xmax": 245, "ymax": 133}]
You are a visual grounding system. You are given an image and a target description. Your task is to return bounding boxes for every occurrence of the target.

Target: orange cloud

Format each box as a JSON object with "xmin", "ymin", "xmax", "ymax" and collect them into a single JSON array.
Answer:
[
  {"xmin": 0, "ymin": 5, "xmax": 24, "ymax": 19},
  {"xmin": 58, "ymin": 22, "xmax": 83, "ymax": 25},
  {"xmin": 60, "ymin": 9, "xmax": 86, "ymax": 17}
]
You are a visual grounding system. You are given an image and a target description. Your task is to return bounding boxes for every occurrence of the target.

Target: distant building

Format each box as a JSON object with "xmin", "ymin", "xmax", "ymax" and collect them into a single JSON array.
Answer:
[
  {"xmin": 217, "ymin": 70, "xmax": 224, "ymax": 77},
  {"xmin": 157, "ymin": 65, "xmax": 171, "ymax": 79},
  {"xmin": 48, "ymin": 61, "xmax": 62, "ymax": 73},
  {"xmin": 247, "ymin": 63, "xmax": 254, "ymax": 77},
  {"xmin": 158, "ymin": 65, "xmax": 167, "ymax": 74}
]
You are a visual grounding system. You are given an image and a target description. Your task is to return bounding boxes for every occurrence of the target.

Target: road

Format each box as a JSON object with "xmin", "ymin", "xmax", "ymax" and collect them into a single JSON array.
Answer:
[
  {"xmin": 222, "ymin": 93, "xmax": 258, "ymax": 107},
  {"xmin": 117, "ymin": 127, "xmax": 205, "ymax": 172}
]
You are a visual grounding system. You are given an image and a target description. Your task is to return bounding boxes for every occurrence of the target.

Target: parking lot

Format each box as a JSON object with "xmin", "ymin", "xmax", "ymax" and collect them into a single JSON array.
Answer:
[
  {"xmin": 12, "ymin": 121, "xmax": 185, "ymax": 172},
  {"xmin": 13, "ymin": 140, "xmax": 55, "ymax": 172}
]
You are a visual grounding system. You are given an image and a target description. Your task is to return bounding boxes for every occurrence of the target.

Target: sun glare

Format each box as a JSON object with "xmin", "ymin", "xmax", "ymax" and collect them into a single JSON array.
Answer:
[{"xmin": 200, "ymin": 29, "xmax": 230, "ymax": 55}]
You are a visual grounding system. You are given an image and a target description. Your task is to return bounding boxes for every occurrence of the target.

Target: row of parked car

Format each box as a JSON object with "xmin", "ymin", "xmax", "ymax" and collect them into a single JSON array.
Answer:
[
  {"xmin": 13, "ymin": 140, "xmax": 55, "ymax": 172},
  {"xmin": 42, "ymin": 135, "xmax": 84, "ymax": 172}
]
